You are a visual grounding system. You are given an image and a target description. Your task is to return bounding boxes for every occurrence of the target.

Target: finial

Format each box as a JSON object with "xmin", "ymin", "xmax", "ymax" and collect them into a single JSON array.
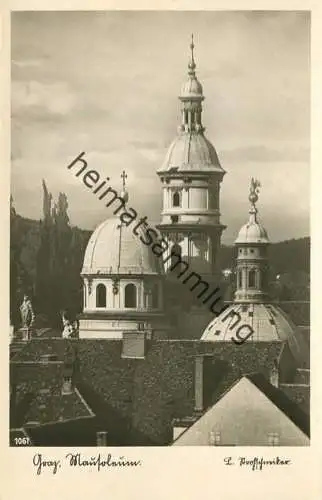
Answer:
[
  {"xmin": 188, "ymin": 33, "xmax": 196, "ymax": 75},
  {"xmin": 120, "ymin": 170, "xmax": 129, "ymax": 203},
  {"xmin": 249, "ymin": 178, "xmax": 261, "ymax": 215}
]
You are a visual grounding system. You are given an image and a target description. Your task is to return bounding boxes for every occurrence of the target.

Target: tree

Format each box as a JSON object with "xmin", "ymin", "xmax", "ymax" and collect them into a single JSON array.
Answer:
[{"xmin": 35, "ymin": 180, "xmax": 55, "ymax": 321}]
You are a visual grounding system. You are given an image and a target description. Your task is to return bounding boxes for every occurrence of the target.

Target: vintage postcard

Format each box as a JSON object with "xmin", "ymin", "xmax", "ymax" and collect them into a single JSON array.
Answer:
[{"xmin": 1, "ymin": 2, "xmax": 321, "ymax": 499}]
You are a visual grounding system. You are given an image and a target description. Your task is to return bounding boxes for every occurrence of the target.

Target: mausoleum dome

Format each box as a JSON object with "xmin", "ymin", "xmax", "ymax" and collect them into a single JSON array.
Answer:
[{"xmin": 82, "ymin": 217, "xmax": 162, "ymax": 275}]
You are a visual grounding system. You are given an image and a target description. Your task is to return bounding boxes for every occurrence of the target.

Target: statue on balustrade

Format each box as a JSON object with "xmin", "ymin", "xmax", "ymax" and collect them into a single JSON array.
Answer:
[{"xmin": 20, "ymin": 294, "xmax": 35, "ymax": 329}]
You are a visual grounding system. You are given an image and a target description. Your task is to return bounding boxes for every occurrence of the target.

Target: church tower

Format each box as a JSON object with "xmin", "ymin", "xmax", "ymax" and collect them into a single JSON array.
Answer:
[
  {"xmin": 157, "ymin": 36, "xmax": 226, "ymax": 337},
  {"xmin": 234, "ymin": 178, "xmax": 270, "ymax": 303},
  {"xmin": 201, "ymin": 179, "xmax": 309, "ymax": 370}
]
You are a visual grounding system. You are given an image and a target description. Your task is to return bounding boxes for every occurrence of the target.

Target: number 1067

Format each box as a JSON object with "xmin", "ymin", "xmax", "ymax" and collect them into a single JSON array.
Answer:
[{"xmin": 14, "ymin": 437, "xmax": 30, "ymax": 446}]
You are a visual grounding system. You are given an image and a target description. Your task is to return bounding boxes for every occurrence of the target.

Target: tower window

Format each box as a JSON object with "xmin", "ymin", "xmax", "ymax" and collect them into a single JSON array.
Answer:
[
  {"xmin": 96, "ymin": 284, "xmax": 106, "ymax": 308},
  {"xmin": 125, "ymin": 283, "xmax": 137, "ymax": 308},
  {"xmin": 173, "ymin": 191, "xmax": 181, "ymax": 207},
  {"xmin": 171, "ymin": 215, "xmax": 179, "ymax": 223},
  {"xmin": 248, "ymin": 269, "xmax": 256, "ymax": 288}
]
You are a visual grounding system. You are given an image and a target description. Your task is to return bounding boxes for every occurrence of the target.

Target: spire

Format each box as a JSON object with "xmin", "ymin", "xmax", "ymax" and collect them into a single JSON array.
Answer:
[
  {"xmin": 179, "ymin": 35, "xmax": 204, "ymax": 133},
  {"xmin": 188, "ymin": 33, "xmax": 196, "ymax": 76}
]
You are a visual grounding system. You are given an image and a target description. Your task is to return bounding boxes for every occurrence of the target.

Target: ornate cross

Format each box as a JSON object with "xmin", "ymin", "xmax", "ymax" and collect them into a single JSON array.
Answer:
[{"xmin": 121, "ymin": 170, "xmax": 127, "ymax": 189}]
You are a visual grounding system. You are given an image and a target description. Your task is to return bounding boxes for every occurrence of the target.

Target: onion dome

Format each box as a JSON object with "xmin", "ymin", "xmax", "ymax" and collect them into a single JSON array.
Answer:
[{"xmin": 180, "ymin": 77, "xmax": 203, "ymax": 99}]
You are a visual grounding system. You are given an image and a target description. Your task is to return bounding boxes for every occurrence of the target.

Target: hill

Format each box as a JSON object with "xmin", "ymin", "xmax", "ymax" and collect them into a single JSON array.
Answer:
[{"xmin": 219, "ymin": 237, "xmax": 310, "ymax": 275}]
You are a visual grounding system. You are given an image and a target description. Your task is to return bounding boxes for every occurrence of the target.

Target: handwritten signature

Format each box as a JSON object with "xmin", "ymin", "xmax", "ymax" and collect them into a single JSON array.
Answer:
[{"xmin": 224, "ymin": 456, "xmax": 291, "ymax": 470}]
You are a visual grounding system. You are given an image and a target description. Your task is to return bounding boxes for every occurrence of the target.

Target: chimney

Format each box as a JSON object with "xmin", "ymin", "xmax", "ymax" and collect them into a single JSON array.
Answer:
[
  {"xmin": 61, "ymin": 375, "xmax": 73, "ymax": 395},
  {"xmin": 96, "ymin": 431, "xmax": 108, "ymax": 446},
  {"xmin": 122, "ymin": 332, "xmax": 146, "ymax": 359},
  {"xmin": 194, "ymin": 355, "xmax": 204, "ymax": 412},
  {"xmin": 61, "ymin": 342, "xmax": 77, "ymax": 394}
]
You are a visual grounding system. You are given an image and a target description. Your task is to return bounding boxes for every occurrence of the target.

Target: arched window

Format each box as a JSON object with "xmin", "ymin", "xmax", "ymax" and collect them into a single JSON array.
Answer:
[
  {"xmin": 96, "ymin": 284, "xmax": 106, "ymax": 308},
  {"xmin": 152, "ymin": 284, "xmax": 159, "ymax": 309},
  {"xmin": 238, "ymin": 271, "xmax": 243, "ymax": 289},
  {"xmin": 248, "ymin": 269, "xmax": 256, "ymax": 288},
  {"xmin": 173, "ymin": 191, "xmax": 180, "ymax": 207},
  {"xmin": 125, "ymin": 283, "xmax": 137, "ymax": 308}
]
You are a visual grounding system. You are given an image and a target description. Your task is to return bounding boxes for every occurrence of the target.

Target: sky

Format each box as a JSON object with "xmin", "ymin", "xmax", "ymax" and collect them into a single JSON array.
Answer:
[{"xmin": 11, "ymin": 10, "xmax": 310, "ymax": 244}]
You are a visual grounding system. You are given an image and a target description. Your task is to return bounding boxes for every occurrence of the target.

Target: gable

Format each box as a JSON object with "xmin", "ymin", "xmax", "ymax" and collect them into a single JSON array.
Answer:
[{"xmin": 173, "ymin": 377, "xmax": 309, "ymax": 446}]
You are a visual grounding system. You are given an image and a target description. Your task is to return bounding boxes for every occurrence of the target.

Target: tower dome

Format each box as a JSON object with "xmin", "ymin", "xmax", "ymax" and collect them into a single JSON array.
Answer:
[
  {"xmin": 161, "ymin": 133, "xmax": 223, "ymax": 173},
  {"xmin": 235, "ymin": 218, "xmax": 269, "ymax": 244}
]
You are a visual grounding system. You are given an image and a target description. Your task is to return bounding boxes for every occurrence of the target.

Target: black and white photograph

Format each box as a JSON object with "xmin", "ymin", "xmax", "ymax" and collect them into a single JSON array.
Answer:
[{"xmin": 9, "ymin": 10, "xmax": 310, "ymax": 448}]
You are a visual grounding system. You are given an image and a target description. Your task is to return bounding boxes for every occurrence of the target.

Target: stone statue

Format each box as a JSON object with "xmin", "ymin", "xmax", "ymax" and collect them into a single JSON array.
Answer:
[
  {"xmin": 20, "ymin": 295, "xmax": 35, "ymax": 329},
  {"xmin": 61, "ymin": 310, "xmax": 78, "ymax": 339}
]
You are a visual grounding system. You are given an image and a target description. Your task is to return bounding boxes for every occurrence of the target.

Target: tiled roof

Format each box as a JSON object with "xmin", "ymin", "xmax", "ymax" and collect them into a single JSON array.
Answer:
[
  {"xmin": 10, "ymin": 352, "xmax": 94, "ymax": 428},
  {"xmin": 11, "ymin": 338, "xmax": 284, "ymax": 445},
  {"xmin": 24, "ymin": 416, "xmax": 98, "ymax": 447},
  {"xmin": 280, "ymin": 383, "xmax": 310, "ymax": 414}
]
